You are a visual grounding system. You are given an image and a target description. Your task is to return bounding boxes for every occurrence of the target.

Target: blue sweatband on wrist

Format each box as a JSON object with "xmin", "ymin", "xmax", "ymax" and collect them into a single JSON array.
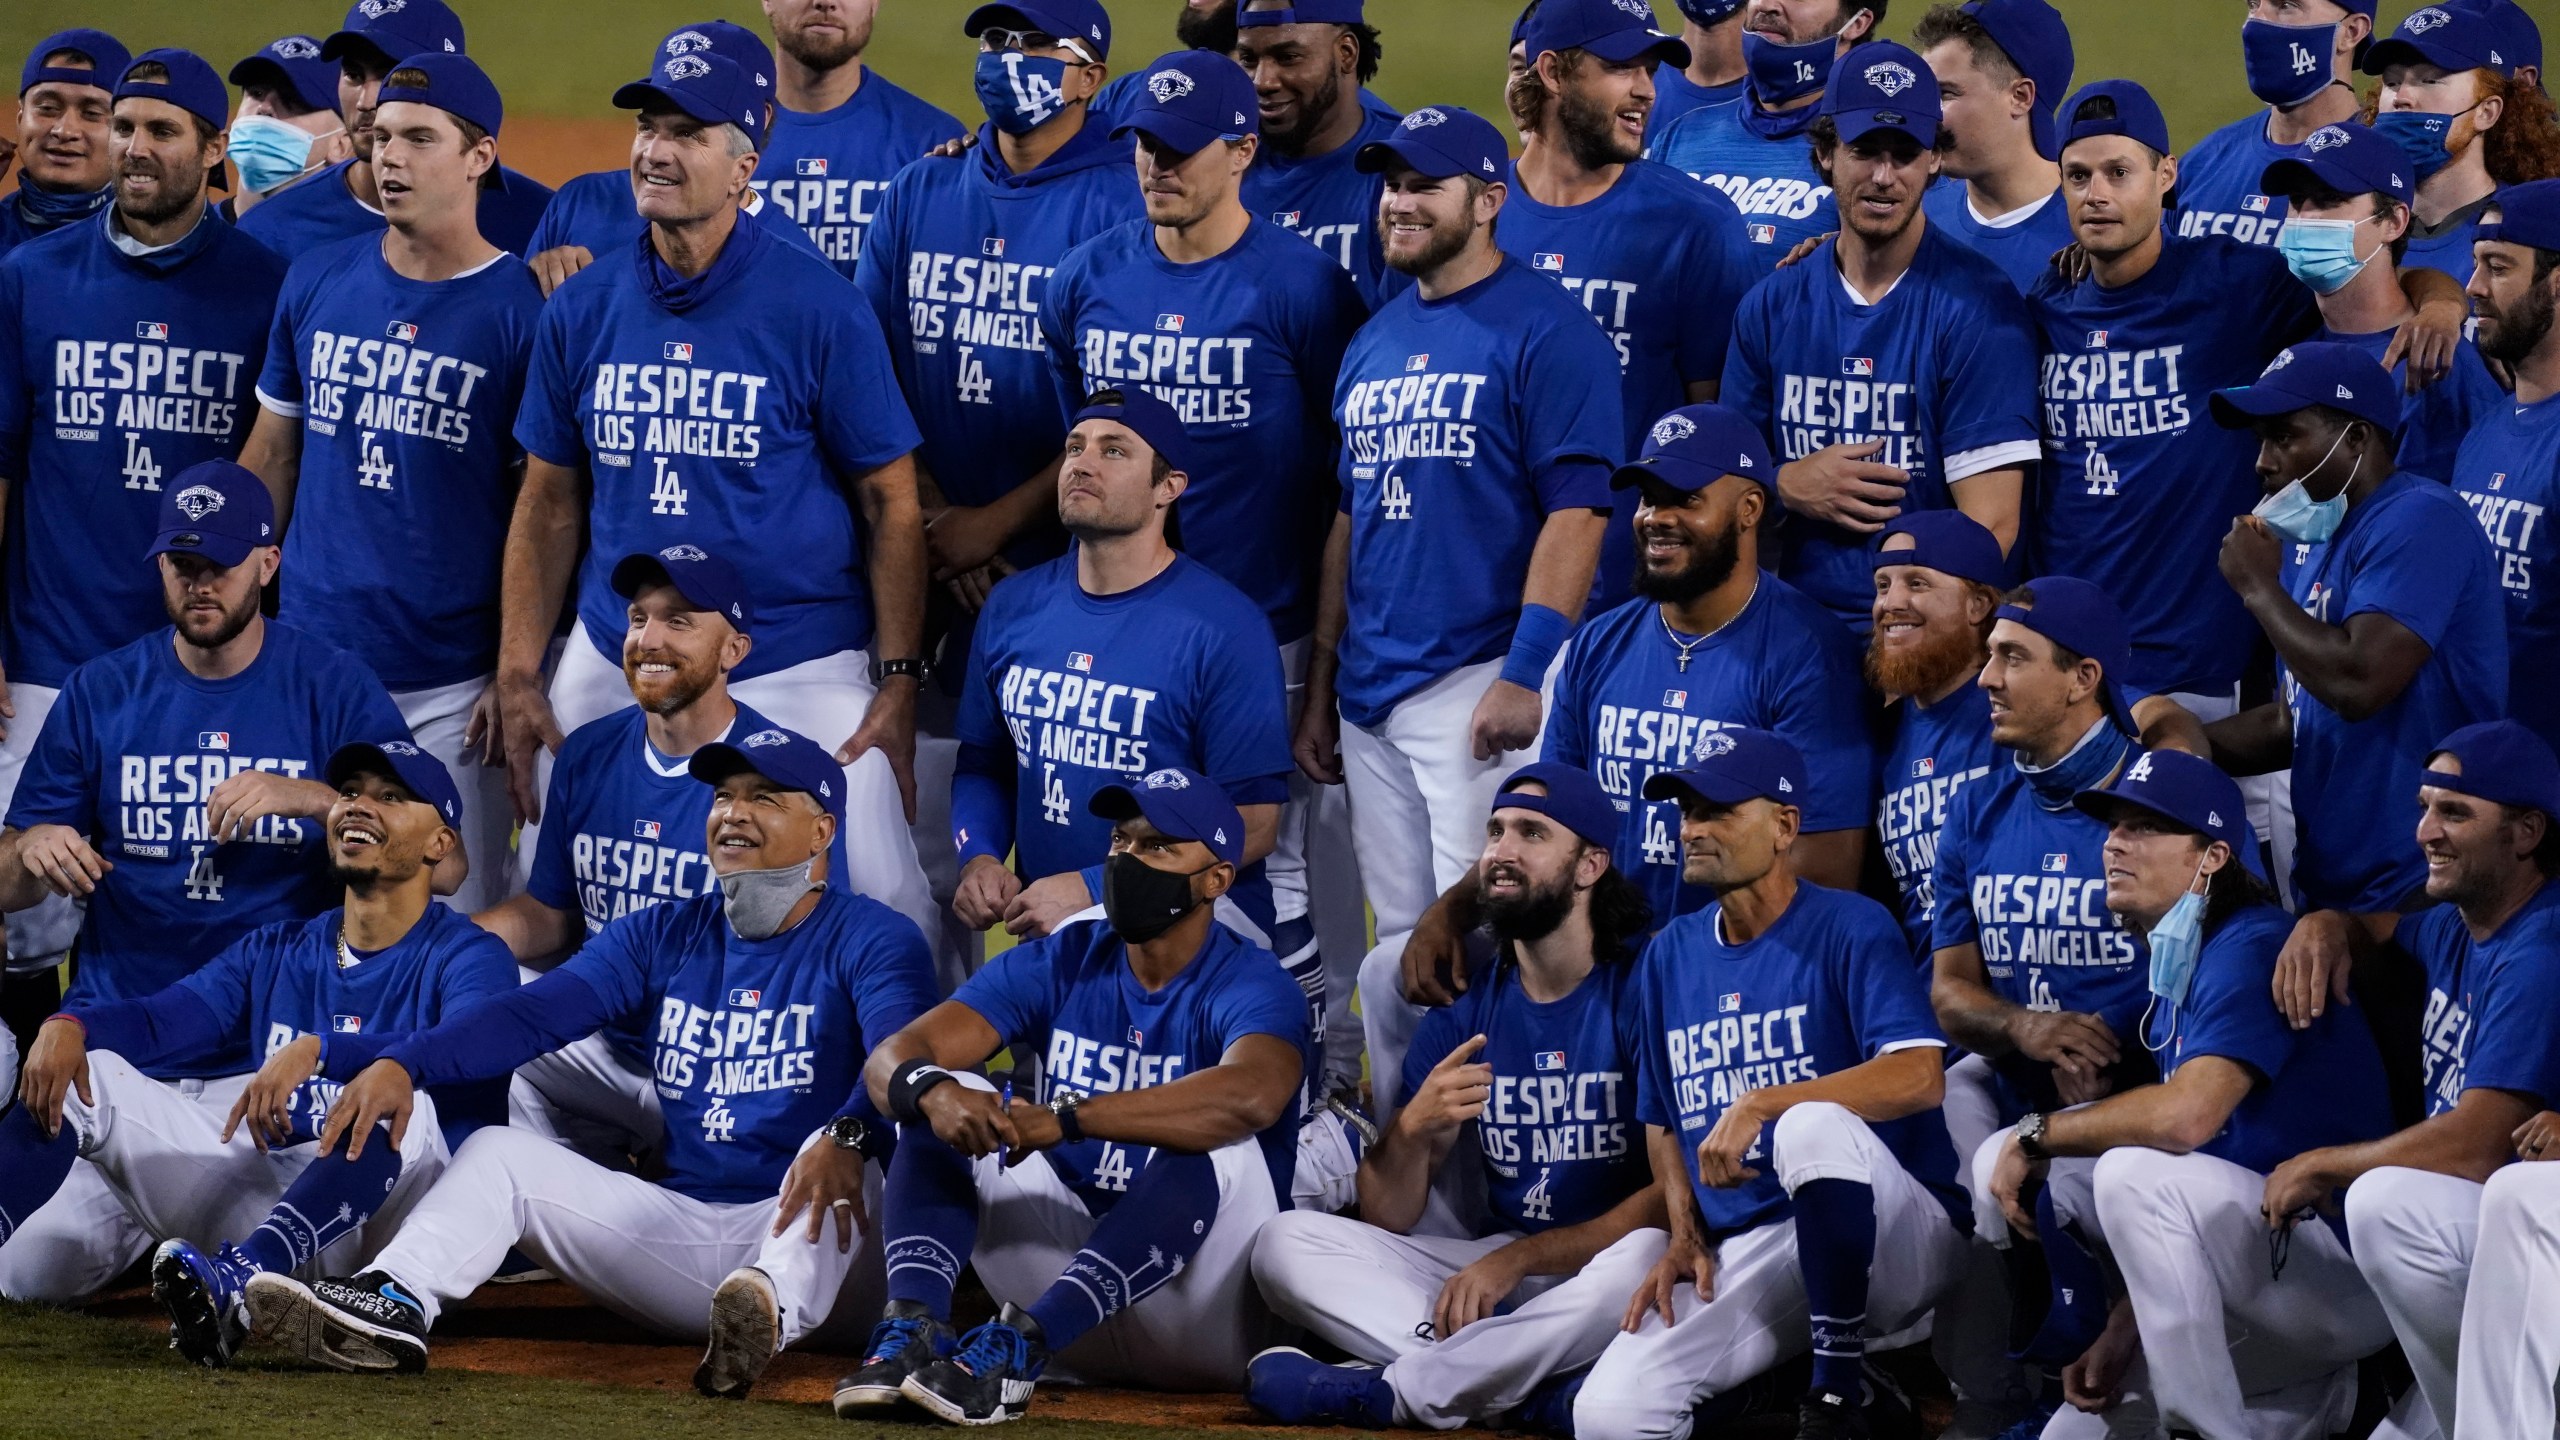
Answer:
[{"xmin": 1500, "ymin": 603, "xmax": 1572, "ymax": 692}]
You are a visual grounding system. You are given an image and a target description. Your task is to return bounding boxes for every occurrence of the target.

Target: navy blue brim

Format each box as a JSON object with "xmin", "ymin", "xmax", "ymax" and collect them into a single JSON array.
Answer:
[
  {"xmin": 1578, "ymin": 29, "xmax": 1691, "ymax": 69},
  {"xmin": 1834, "ymin": 109, "xmax": 1937, "ymax": 149},
  {"xmin": 147, "ymin": 530, "xmax": 256, "ymax": 567},
  {"xmin": 1355, "ymin": 136, "xmax": 1472, "ymax": 178},
  {"xmin": 612, "ymin": 79, "xmax": 737, "ymax": 131},
  {"xmin": 1641, "ymin": 770, "xmax": 1768, "ymax": 808},
  {"xmin": 1111, "ymin": 111, "xmax": 1237, "ymax": 154},
  {"xmin": 2360, "ymin": 37, "xmax": 2494, "ymax": 77}
]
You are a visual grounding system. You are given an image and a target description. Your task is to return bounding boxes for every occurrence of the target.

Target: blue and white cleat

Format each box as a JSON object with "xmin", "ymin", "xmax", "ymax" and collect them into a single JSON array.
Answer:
[
  {"xmin": 1245, "ymin": 1346, "xmax": 1395, "ymax": 1427},
  {"xmin": 152, "ymin": 1239, "xmax": 254, "ymax": 1368}
]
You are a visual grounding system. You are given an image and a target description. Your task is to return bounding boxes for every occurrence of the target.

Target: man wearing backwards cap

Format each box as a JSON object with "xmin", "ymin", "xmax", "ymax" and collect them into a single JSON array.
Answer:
[
  {"xmin": 1978, "ymin": 749, "xmax": 2391, "ymax": 1439},
  {"xmin": 237, "ymin": 1, "xmax": 552, "ymax": 261},
  {"xmin": 1722, "ymin": 42, "xmax": 2040, "ymax": 630},
  {"xmin": 850, "ymin": 766, "xmax": 1310, "ymax": 1422},
  {"xmin": 1300, "ymin": 103, "xmax": 1620, "ymax": 956},
  {"xmin": 262, "ymin": 722, "xmax": 936, "ymax": 1401},
  {"xmin": 2205, "ymin": 341, "xmax": 2505, "ymax": 1065},
  {"xmin": 233, "ymin": 53, "xmax": 542, "ymax": 916},
  {"xmin": 223, "ymin": 37, "xmax": 352, "ymax": 219},
  {"xmin": 1249, "ymin": 763, "xmax": 1662, "ymax": 1433},
  {"xmin": 0, "ymin": 461, "xmax": 418, "ymax": 1302},
  {"xmin": 1235, "ymin": 0, "xmax": 1408, "ymax": 309},
  {"xmin": 2174, "ymin": 0, "xmax": 2373, "ymax": 248},
  {"xmin": 497, "ymin": 43, "xmax": 942, "ymax": 962},
  {"xmin": 0, "ymin": 28, "xmax": 129, "ymax": 256},
  {"xmin": 1, "ymin": 740, "xmax": 512, "ymax": 1359},
  {"xmin": 2364, "ymin": 0, "xmax": 2560, "ymax": 284},
  {"xmin": 2453, "ymin": 179, "xmax": 2560, "ymax": 757},
  {"xmin": 1911, "ymin": 0, "xmax": 2077, "ymax": 293},
  {"xmin": 1649, "ymin": 0, "xmax": 1750, "ymax": 144}
]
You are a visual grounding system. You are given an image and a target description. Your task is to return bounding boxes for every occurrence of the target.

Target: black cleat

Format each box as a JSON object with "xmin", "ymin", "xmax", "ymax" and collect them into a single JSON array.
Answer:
[
  {"xmin": 899, "ymin": 1303, "xmax": 1050, "ymax": 1426},
  {"xmin": 834, "ymin": 1299, "xmax": 956, "ymax": 1416},
  {"xmin": 245, "ymin": 1268, "xmax": 430, "ymax": 1374},
  {"xmin": 1797, "ymin": 1389, "xmax": 1872, "ymax": 1440}
]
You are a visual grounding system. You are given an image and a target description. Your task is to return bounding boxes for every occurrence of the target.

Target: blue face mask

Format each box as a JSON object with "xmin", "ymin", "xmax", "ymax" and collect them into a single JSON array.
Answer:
[
  {"xmin": 1741, "ymin": 30, "xmax": 1836, "ymax": 108},
  {"xmin": 975, "ymin": 50, "xmax": 1076, "ymax": 135},
  {"xmin": 2242, "ymin": 19, "xmax": 2342, "ymax": 108},
  {"xmin": 2145, "ymin": 856, "xmax": 2211, "ymax": 1009},
  {"xmin": 228, "ymin": 114, "xmax": 336, "ymax": 195},
  {"xmin": 2373, "ymin": 110, "xmax": 2458, "ymax": 181},
  {"xmin": 2275, "ymin": 214, "xmax": 2379, "ymax": 295},
  {"xmin": 2252, "ymin": 422, "xmax": 2361, "ymax": 545}
]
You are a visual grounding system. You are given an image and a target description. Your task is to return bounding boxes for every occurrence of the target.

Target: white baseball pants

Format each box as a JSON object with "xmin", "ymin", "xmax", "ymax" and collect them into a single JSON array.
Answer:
[
  {"xmin": 2450, "ymin": 1160, "xmax": 2560, "ymax": 1440},
  {"xmin": 1277, "ymin": 636, "xmax": 1368, "ymax": 1091},
  {"xmin": 1341, "ymin": 659, "xmax": 1515, "ymax": 942},
  {"xmin": 394, "ymin": 674, "xmax": 514, "ymax": 913},
  {"xmin": 0, "ymin": 1063, "xmax": 242, "ymax": 1301},
  {"xmin": 1, "ymin": 681, "xmax": 79, "ymax": 967},
  {"xmin": 2347, "ymin": 1166, "xmax": 2481, "ymax": 1438}
]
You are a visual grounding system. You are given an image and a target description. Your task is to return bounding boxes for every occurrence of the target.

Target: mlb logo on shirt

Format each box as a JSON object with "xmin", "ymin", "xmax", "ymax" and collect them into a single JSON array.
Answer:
[
  {"xmin": 1534, "ymin": 1050, "xmax": 1566, "ymax": 1072},
  {"xmin": 2242, "ymin": 195, "xmax": 2271, "ymax": 213},
  {"xmin": 1156, "ymin": 314, "xmax": 1186, "ymax": 333},
  {"xmin": 727, "ymin": 988, "xmax": 762, "ymax": 1008},
  {"xmin": 2041, "ymin": 853, "xmax": 2069, "ymax": 873},
  {"xmin": 137, "ymin": 322, "xmax": 169, "ymax": 341},
  {"xmin": 1406, "ymin": 354, "xmax": 1430, "ymax": 372},
  {"xmin": 1913, "ymin": 757, "xmax": 1935, "ymax": 778},
  {"xmin": 2491, "ymin": 473, "xmax": 2508, "ymax": 491},
  {"xmin": 635, "ymin": 819, "xmax": 662, "ymax": 841},
  {"xmin": 796, "ymin": 157, "xmax": 829, "ymax": 176},
  {"xmin": 1843, "ymin": 357, "xmax": 1875, "ymax": 377},
  {"xmin": 2086, "ymin": 331, "xmax": 2108, "ymax": 349},
  {"xmin": 982, "ymin": 238, "xmax": 1006, "ymax": 258},
  {"xmin": 1532, "ymin": 252, "xmax": 1565, "ymax": 272},
  {"xmin": 1274, "ymin": 211, "xmax": 1301, "ymax": 226},
  {"xmin": 387, "ymin": 322, "xmax": 419, "ymax": 343},
  {"xmin": 1662, "ymin": 690, "xmax": 1687, "ymax": 710},
  {"xmin": 1718, "ymin": 992, "xmax": 1742, "ymax": 1014},
  {"xmin": 1068, "ymin": 651, "xmax": 1094, "ymax": 673},
  {"xmin": 198, "ymin": 731, "xmax": 230, "ymax": 751},
  {"xmin": 1747, "ymin": 223, "xmax": 1777, "ymax": 244},
  {"xmin": 664, "ymin": 341, "xmax": 694, "ymax": 363},
  {"xmin": 1127, "ymin": 1025, "xmax": 1144, "ymax": 1046},
  {"xmin": 331, "ymin": 1015, "xmax": 362, "ymax": 1033}
]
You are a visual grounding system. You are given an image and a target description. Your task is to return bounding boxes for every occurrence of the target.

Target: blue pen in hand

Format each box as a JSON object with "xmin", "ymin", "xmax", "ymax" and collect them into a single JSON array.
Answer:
[{"xmin": 999, "ymin": 1078, "xmax": 1013, "ymax": 1167}]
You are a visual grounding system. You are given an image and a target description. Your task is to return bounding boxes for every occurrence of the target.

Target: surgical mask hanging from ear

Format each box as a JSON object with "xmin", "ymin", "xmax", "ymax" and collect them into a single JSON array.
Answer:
[
  {"xmin": 975, "ymin": 50, "xmax": 1074, "ymax": 135},
  {"xmin": 2252, "ymin": 423, "xmax": 2363, "ymax": 545},
  {"xmin": 719, "ymin": 859, "xmax": 818, "ymax": 939},
  {"xmin": 2242, "ymin": 19, "xmax": 2342, "ymax": 108},
  {"xmin": 2146, "ymin": 855, "xmax": 2214, "ymax": 1009},
  {"xmin": 2373, "ymin": 110, "xmax": 2458, "ymax": 182},
  {"xmin": 228, "ymin": 115, "xmax": 338, "ymax": 194},
  {"xmin": 1740, "ymin": 30, "xmax": 1837, "ymax": 108},
  {"xmin": 2275, "ymin": 214, "xmax": 2380, "ymax": 295}
]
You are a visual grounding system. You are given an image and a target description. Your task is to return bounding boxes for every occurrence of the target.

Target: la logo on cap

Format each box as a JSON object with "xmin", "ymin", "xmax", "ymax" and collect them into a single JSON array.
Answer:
[
  {"xmin": 173, "ymin": 485, "xmax": 226, "ymax": 521},
  {"xmin": 1696, "ymin": 731, "xmax": 1738, "ymax": 761},
  {"xmin": 1405, "ymin": 108, "xmax": 1446, "ymax": 128},
  {"xmin": 2308, "ymin": 126, "xmax": 2349, "ymax": 152},
  {"xmin": 1651, "ymin": 414, "xmax": 1696, "ymax": 447},
  {"xmin": 744, "ymin": 729, "xmax": 788, "ymax": 748},
  {"xmin": 661, "ymin": 543, "xmax": 709, "ymax": 561},
  {"xmin": 665, "ymin": 55, "xmax": 712, "ymax": 81},
  {"xmin": 1865, "ymin": 61, "xmax": 1917, "ymax": 95},
  {"xmin": 1147, "ymin": 69, "xmax": 1194, "ymax": 102}
]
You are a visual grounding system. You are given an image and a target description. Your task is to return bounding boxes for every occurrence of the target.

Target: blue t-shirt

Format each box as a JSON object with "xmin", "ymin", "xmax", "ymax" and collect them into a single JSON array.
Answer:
[
  {"xmin": 1724, "ymin": 229, "xmax": 2041, "ymax": 625},
  {"xmin": 1241, "ymin": 106, "xmax": 1411, "ymax": 312},
  {"xmin": 5, "ymin": 623, "xmax": 410, "ymax": 1077},
  {"xmin": 1876, "ymin": 684, "xmax": 1999, "ymax": 959},
  {"xmin": 0, "ymin": 213, "xmax": 288, "ymax": 688},
  {"xmin": 2026, "ymin": 235, "xmax": 2319, "ymax": 693},
  {"xmin": 2450, "ymin": 393, "xmax": 2560, "ymax": 755},
  {"xmin": 1922, "ymin": 182, "xmax": 2075, "ymax": 295},
  {"xmin": 1633, "ymin": 882, "xmax": 1963, "ymax": 1234},
  {"xmin": 2172, "ymin": 112, "xmax": 2290, "ymax": 247},
  {"xmin": 1332, "ymin": 259, "xmax": 1625, "ymax": 725},
  {"xmin": 524, "ymin": 174, "xmax": 833, "ymax": 266},
  {"xmin": 255, "ymin": 237, "xmax": 542, "ymax": 691},
  {"xmin": 1042, "ymin": 218, "xmax": 1367, "ymax": 641},
  {"xmin": 1647, "ymin": 66, "xmax": 1747, "ymax": 147},
  {"xmin": 1403, "ymin": 959, "xmax": 1648, "ymax": 1236},
  {"xmin": 751, "ymin": 68, "xmax": 969, "ymax": 276},
  {"xmin": 1497, "ymin": 160, "xmax": 1755, "ymax": 611},
  {"xmin": 235, "ymin": 160, "xmax": 556, "ymax": 260},
  {"xmin": 955, "ymin": 916, "xmax": 1312, "ymax": 1207},
  {"xmin": 2281, "ymin": 472, "xmax": 2508, "ymax": 913},
  {"xmin": 855, "ymin": 123, "xmax": 1145, "ymax": 511},
  {"xmin": 2142, "ymin": 905, "xmax": 2392, "ymax": 1175},
  {"xmin": 2317, "ymin": 323, "xmax": 2504, "ymax": 484},
  {"xmin": 517, "ymin": 221, "xmax": 922, "ymax": 679},
  {"xmin": 2402, "ymin": 887, "xmax": 2560, "ymax": 1117},
  {"xmin": 1647, "ymin": 97, "xmax": 1833, "ymax": 270},
  {"xmin": 1540, "ymin": 582, "xmax": 1874, "ymax": 926},
  {"xmin": 2403, "ymin": 198, "xmax": 2489, "ymax": 287}
]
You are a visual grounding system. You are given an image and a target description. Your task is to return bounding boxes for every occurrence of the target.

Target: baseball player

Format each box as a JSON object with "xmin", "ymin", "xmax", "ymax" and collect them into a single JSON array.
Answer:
[
  {"xmin": 1980, "ymin": 750, "xmax": 2395, "ymax": 1440},
  {"xmin": 1649, "ymin": 1, "xmax": 1748, "ymax": 144},
  {"xmin": 1505, "ymin": 0, "xmax": 1753, "ymax": 614},
  {"xmin": 1234, "ymin": 0, "xmax": 1408, "ymax": 308},
  {"xmin": 522, "ymin": 23, "xmax": 838, "ymax": 297},
  {"xmin": 1248, "ymin": 764, "xmax": 1661, "ymax": 1433},
  {"xmin": 1912, "ymin": 0, "xmax": 2076, "ymax": 292},
  {"xmin": 2455, "ymin": 179, "xmax": 2560, "ymax": 757},
  {"xmin": 754, "ymin": 0, "xmax": 968, "ymax": 276},
  {"xmin": 222, "ymin": 37, "xmax": 352, "ymax": 223},
  {"xmin": 254, "ymin": 725, "xmax": 936, "ymax": 1399},
  {"xmin": 1720, "ymin": 44, "xmax": 2041, "ymax": 628},
  {"xmin": 0, "ymin": 461, "xmax": 418, "ymax": 1301},
  {"xmin": 841, "ymin": 769, "xmax": 1309, "ymax": 1418},
  {"xmin": 2364, "ymin": 0, "xmax": 2560, "ymax": 282},
  {"xmin": 1646, "ymin": 0, "xmax": 1882, "ymax": 269},
  {"xmin": 231, "ymin": 54, "xmax": 540, "ymax": 917},
  {"xmin": 0, "ymin": 51, "xmax": 291, "ymax": 983},
  {"xmin": 1299, "ymin": 103, "xmax": 1620, "ymax": 946},
  {"xmin": 2172, "ymin": 0, "xmax": 2372, "ymax": 246},
  {"xmin": 0, "ymin": 29, "xmax": 128, "ymax": 257},
  {"xmin": 0, "ymin": 741, "xmax": 510, "ymax": 1361},
  {"xmin": 495, "ymin": 49, "xmax": 941, "ymax": 956}
]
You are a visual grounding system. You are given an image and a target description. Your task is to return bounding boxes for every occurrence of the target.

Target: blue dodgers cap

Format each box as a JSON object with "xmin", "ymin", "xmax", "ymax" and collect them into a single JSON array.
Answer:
[
  {"xmin": 2057, "ymin": 78, "xmax": 2171, "ymax": 158},
  {"xmin": 2479, "ymin": 179, "xmax": 2560, "ymax": 251},
  {"xmin": 1676, "ymin": 0, "xmax": 1750, "ymax": 23},
  {"xmin": 610, "ymin": 544, "xmax": 754, "ymax": 629},
  {"xmin": 614, "ymin": 50, "xmax": 766, "ymax": 147},
  {"xmin": 322, "ymin": 0, "xmax": 465, "ymax": 67},
  {"xmin": 229, "ymin": 36, "xmax": 338, "ymax": 114},
  {"xmin": 376, "ymin": 52, "xmax": 504, "ymax": 138},
  {"xmin": 1957, "ymin": 0, "xmax": 2075, "ymax": 160},
  {"xmin": 2364, "ymin": 4, "xmax": 2515, "ymax": 77},
  {"xmin": 1240, "ymin": 0, "xmax": 1368, "ymax": 26},
  {"xmin": 658, "ymin": 21, "xmax": 775, "ymax": 94},
  {"xmin": 1112, "ymin": 49, "xmax": 1259, "ymax": 153},
  {"xmin": 691, "ymin": 725, "xmax": 847, "ymax": 824},
  {"xmin": 2208, "ymin": 341, "xmax": 2402, "ymax": 436},
  {"xmin": 1993, "ymin": 575, "xmax": 2140, "ymax": 736},
  {"xmin": 146, "ymin": 461, "xmax": 278, "ymax": 568},
  {"xmin": 1610, "ymin": 403, "xmax": 1775, "ymax": 496},
  {"xmin": 1822, "ymin": 41, "xmax": 1944, "ymax": 149},
  {"xmin": 327, "ymin": 739, "xmax": 465, "ymax": 831},
  {"xmin": 2426, "ymin": 720, "xmax": 2560, "ymax": 820},
  {"xmin": 1090, "ymin": 766, "xmax": 1246, "ymax": 866},
  {"xmin": 1643, "ymin": 728, "xmax": 1809, "ymax": 809},
  {"xmin": 2470, "ymin": 0, "xmax": 2541, "ymax": 83},
  {"xmin": 22, "ymin": 29, "xmax": 129, "ymax": 96},
  {"xmin": 1492, "ymin": 762, "xmax": 1620, "ymax": 850},
  {"xmin": 1523, "ymin": 0, "xmax": 1691, "ymax": 70},
  {"xmin": 965, "ymin": 1, "xmax": 1113, "ymax": 61},
  {"xmin": 1356, "ymin": 104, "xmax": 1511, "ymax": 183},
  {"xmin": 1871, "ymin": 510, "xmax": 2008, "ymax": 588},
  {"xmin": 1071, "ymin": 386, "xmax": 1199, "ymax": 477},
  {"xmin": 115, "ymin": 50, "xmax": 232, "ymax": 136},
  {"xmin": 2073, "ymin": 748, "xmax": 2266, "ymax": 881},
  {"xmin": 2260, "ymin": 122, "xmax": 2411, "ymax": 204}
]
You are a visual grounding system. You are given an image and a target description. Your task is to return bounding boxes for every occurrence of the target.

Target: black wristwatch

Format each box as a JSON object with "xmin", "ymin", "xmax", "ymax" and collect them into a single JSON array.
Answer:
[
  {"xmin": 823, "ymin": 1114, "xmax": 874, "ymax": 1154},
  {"xmin": 871, "ymin": 657, "xmax": 930, "ymax": 686},
  {"xmin": 1047, "ymin": 1091, "xmax": 1085, "ymax": 1145},
  {"xmin": 2016, "ymin": 1111, "xmax": 2051, "ymax": 1162}
]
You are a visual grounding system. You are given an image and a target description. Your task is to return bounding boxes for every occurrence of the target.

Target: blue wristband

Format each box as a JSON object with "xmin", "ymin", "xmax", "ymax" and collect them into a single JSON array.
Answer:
[{"xmin": 1500, "ymin": 603, "xmax": 1572, "ymax": 692}]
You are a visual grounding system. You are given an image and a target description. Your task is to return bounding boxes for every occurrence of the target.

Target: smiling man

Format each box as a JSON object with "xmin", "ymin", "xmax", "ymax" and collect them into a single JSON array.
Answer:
[
  {"xmin": 0, "ymin": 29, "xmax": 129, "ymax": 256},
  {"xmin": 1235, "ymin": 0, "xmax": 1406, "ymax": 306},
  {"xmin": 752, "ymin": 0, "xmax": 967, "ymax": 276}
]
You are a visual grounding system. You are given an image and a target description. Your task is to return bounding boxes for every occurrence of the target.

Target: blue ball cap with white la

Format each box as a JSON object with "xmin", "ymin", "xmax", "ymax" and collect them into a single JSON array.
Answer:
[
  {"xmin": 1492, "ymin": 761, "xmax": 1620, "ymax": 851},
  {"xmin": 322, "ymin": 0, "xmax": 465, "ymax": 67},
  {"xmin": 611, "ymin": 544, "xmax": 755, "ymax": 630},
  {"xmin": 1993, "ymin": 575, "xmax": 2140, "ymax": 736},
  {"xmin": 964, "ymin": 1, "xmax": 1112, "ymax": 61},
  {"xmin": 327, "ymin": 739, "xmax": 466, "ymax": 831},
  {"xmin": 114, "ymin": 49, "xmax": 232, "ymax": 136},
  {"xmin": 2073, "ymin": 748, "xmax": 2266, "ymax": 880},
  {"xmin": 658, "ymin": 20, "xmax": 775, "ymax": 94},
  {"xmin": 1089, "ymin": 766, "xmax": 1246, "ymax": 867},
  {"xmin": 1610, "ymin": 403, "xmax": 1775, "ymax": 497},
  {"xmin": 2057, "ymin": 79, "xmax": 2171, "ymax": 158},
  {"xmin": 2479, "ymin": 179, "xmax": 2560, "ymax": 252},
  {"xmin": 1871, "ymin": 510, "xmax": 2008, "ymax": 589},
  {"xmin": 2208, "ymin": 341, "xmax": 2403, "ymax": 437},
  {"xmin": 1822, "ymin": 40, "xmax": 1943, "ymax": 149},
  {"xmin": 615, "ymin": 49, "xmax": 765, "ymax": 146},
  {"xmin": 1112, "ymin": 49, "xmax": 1259, "ymax": 154},
  {"xmin": 2363, "ymin": 3, "xmax": 2515, "ymax": 76},
  {"xmin": 690, "ymin": 724, "xmax": 847, "ymax": 825},
  {"xmin": 1959, "ymin": 0, "xmax": 2075, "ymax": 160},
  {"xmin": 1356, "ymin": 104, "xmax": 1510, "ymax": 184},
  {"xmin": 1070, "ymin": 385, "xmax": 1198, "ymax": 478},
  {"xmin": 2426, "ymin": 720, "xmax": 2560, "ymax": 821},
  {"xmin": 228, "ymin": 36, "xmax": 336, "ymax": 114},
  {"xmin": 23, "ymin": 28, "xmax": 130, "ymax": 96},
  {"xmin": 147, "ymin": 461, "xmax": 278, "ymax": 569},
  {"xmin": 2260, "ymin": 123, "xmax": 2411, "ymax": 204},
  {"xmin": 1240, "ymin": 0, "xmax": 1367, "ymax": 28},
  {"xmin": 377, "ymin": 52, "xmax": 505, "ymax": 139},
  {"xmin": 1643, "ymin": 728, "xmax": 1809, "ymax": 810},
  {"xmin": 1523, "ymin": 0, "xmax": 1691, "ymax": 70}
]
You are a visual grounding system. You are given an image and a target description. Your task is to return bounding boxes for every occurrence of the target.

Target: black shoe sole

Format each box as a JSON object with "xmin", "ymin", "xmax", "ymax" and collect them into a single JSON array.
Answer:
[{"xmin": 899, "ymin": 1372, "xmax": 1029, "ymax": 1427}]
